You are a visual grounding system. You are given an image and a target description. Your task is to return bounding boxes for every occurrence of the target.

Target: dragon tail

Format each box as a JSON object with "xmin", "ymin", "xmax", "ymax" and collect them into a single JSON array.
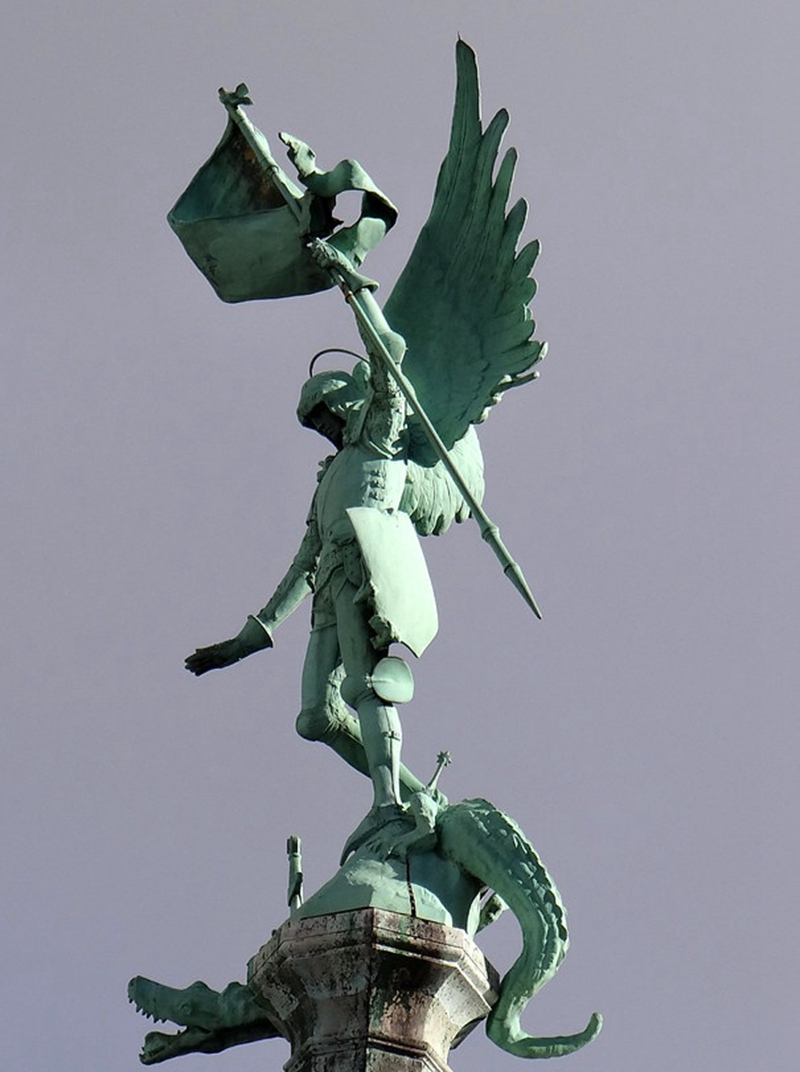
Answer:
[{"xmin": 437, "ymin": 798, "xmax": 602, "ymax": 1058}]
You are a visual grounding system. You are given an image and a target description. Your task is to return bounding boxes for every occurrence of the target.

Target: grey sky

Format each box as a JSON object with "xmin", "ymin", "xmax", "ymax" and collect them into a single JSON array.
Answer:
[{"xmin": 2, "ymin": 3, "xmax": 795, "ymax": 1070}]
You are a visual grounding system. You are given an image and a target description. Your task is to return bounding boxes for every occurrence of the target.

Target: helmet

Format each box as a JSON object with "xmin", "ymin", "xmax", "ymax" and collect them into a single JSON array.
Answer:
[{"xmin": 296, "ymin": 369, "xmax": 365, "ymax": 428}]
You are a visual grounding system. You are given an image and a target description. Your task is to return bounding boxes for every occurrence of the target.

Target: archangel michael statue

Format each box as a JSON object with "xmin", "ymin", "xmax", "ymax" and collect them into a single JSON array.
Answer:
[
  {"xmin": 180, "ymin": 42, "xmax": 547, "ymax": 857},
  {"xmin": 129, "ymin": 42, "xmax": 601, "ymax": 1067}
]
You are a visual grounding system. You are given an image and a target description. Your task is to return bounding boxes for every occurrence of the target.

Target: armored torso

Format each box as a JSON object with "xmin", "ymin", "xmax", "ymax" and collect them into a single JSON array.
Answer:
[{"xmin": 314, "ymin": 444, "xmax": 407, "ymax": 544}]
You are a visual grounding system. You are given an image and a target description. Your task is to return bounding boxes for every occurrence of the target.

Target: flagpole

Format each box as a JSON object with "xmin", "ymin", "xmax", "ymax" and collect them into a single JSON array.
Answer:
[{"xmin": 218, "ymin": 85, "xmax": 306, "ymax": 223}]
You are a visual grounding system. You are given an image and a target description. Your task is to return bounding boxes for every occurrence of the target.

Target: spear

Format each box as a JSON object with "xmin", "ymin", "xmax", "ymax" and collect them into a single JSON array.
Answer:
[
  {"xmin": 336, "ymin": 276, "xmax": 542, "ymax": 619},
  {"xmin": 218, "ymin": 87, "xmax": 542, "ymax": 620}
]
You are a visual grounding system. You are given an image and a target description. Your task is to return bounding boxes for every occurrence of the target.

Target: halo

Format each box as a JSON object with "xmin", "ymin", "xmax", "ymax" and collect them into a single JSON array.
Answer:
[{"xmin": 308, "ymin": 348, "xmax": 368, "ymax": 378}]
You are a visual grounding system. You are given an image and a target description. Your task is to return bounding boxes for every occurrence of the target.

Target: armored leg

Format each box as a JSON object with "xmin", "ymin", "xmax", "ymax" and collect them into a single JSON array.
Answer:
[
  {"xmin": 297, "ymin": 594, "xmax": 426, "ymax": 801},
  {"xmin": 333, "ymin": 581, "xmax": 403, "ymax": 809},
  {"xmin": 297, "ymin": 623, "xmax": 371, "ymax": 780}
]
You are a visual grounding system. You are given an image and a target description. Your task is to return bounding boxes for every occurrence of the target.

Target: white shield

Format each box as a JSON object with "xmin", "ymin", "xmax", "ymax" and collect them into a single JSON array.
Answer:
[{"xmin": 346, "ymin": 508, "xmax": 438, "ymax": 657}]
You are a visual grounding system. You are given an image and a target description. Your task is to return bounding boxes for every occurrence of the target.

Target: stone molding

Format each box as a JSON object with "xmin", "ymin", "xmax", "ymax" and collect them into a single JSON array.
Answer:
[{"xmin": 247, "ymin": 908, "xmax": 498, "ymax": 1072}]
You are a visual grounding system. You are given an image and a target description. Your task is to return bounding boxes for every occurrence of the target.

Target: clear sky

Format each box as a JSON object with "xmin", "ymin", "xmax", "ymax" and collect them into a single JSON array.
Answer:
[{"xmin": 2, "ymin": 3, "xmax": 796, "ymax": 1070}]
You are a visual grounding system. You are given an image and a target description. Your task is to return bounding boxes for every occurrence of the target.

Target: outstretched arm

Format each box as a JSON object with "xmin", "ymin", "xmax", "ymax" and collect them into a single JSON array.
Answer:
[{"xmin": 185, "ymin": 519, "xmax": 321, "ymax": 676}]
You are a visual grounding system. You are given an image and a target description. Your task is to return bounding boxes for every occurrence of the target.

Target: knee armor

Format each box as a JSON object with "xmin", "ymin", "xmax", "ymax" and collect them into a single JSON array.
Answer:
[{"xmin": 341, "ymin": 656, "xmax": 414, "ymax": 708}]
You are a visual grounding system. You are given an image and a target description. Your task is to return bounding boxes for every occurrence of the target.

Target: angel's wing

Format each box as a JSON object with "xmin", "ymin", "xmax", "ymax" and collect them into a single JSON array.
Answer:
[
  {"xmin": 384, "ymin": 40, "xmax": 546, "ymax": 466},
  {"xmin": 399, "ymin": 425, "xmax": 485, "ymax": 536}
]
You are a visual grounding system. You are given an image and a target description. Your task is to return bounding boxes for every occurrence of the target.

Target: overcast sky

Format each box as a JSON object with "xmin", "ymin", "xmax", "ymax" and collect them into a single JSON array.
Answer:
[{"xmin": 2, "ymin": 3, "xmax": 796, "ymax": 1071}]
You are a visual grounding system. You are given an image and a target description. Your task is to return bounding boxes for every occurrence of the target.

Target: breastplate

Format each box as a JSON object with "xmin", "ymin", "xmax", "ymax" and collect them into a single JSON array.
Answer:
[{"xmin": 316, "ymin": 445, "xmax": 406, "ymax": 541}]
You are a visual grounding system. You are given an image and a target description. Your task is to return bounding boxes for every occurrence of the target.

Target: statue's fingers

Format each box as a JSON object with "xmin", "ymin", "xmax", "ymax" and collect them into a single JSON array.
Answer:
[{"xmin": 185, "ymin": 651, "xmax": 213, "ymax": 674}]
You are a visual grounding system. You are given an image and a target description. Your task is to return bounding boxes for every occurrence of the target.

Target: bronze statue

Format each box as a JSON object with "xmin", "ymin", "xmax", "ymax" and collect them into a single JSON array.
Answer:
[
  {"xmin": 183, "ymin": 43, "xmax": 545, "ymax": 854},
  {"xmin": 130, "ymin": 42, "xmax": 602, "ymax": 1067}
]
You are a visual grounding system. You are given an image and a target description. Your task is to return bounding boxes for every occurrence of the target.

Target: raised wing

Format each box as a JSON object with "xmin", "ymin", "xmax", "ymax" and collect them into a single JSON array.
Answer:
[{"xmin": 384, "ymin": 40, "xmax": 546, "ymax": 464}]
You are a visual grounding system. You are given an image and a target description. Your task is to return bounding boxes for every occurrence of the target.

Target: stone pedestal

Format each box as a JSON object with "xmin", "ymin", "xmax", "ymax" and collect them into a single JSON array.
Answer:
[{"xmin": 247, "ymin": 908, "xmax": 499, "ymax": 1072}]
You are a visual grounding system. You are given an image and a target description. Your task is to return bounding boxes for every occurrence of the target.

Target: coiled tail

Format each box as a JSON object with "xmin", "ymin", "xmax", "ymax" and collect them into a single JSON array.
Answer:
[{"xmin": 437, "ymin": 798, "xmax": 602, "ymax": 1058}]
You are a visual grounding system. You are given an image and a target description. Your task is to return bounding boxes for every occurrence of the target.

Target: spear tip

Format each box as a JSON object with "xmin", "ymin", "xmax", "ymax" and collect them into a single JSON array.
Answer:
[{"xmin": 505, "ymin": 561, "xmax": 543, "ymax": 620}]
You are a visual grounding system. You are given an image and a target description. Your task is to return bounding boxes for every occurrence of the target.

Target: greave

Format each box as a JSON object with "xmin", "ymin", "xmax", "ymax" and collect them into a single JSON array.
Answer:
[{"xmin": 355, "ymin": 694, "xmax": 402, "ymax": 808}]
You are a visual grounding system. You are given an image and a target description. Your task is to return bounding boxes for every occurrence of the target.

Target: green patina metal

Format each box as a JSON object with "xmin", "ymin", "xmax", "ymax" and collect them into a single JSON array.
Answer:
[
  {"xmin": 131, "ymin": 41, "xmax": 602, "ymax": 1066},
  {"xmin": 183, "ymin": 41, "xmax": 547, "ymax": 827},
  {"xmin": 168, "ymin": 83, "xmax": 396, "ymax": 302},
  {"xmin": 129, "ymin": 788, "xmax": 601, "ymax": 1063}
]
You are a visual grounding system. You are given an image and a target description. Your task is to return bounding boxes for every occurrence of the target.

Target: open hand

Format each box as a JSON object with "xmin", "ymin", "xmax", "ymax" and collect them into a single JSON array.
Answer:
[
  {"xmin": 185, "ymin": 619, "xmax": 272, "ymax": 676},
  {"xmin": 185, "ymin": 639, "xmax": 246, "ymax": 676}
]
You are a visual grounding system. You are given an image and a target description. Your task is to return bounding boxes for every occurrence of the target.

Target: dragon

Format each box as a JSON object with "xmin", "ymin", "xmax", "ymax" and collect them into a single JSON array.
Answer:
[
  {"xmin": 437, "ymin": 799, "xmax": 602, "ymax": 1059},
  {"xmin": 130, "ymin": 792, "xmax": 601, "ymax": 1064},
  {"xmin": 127, "ymin": 977, "xmax": 280, "ymax": 1065},
  {"xmin": 132, "ymin": 40, "xmax": 601, "ymax": 1068}
]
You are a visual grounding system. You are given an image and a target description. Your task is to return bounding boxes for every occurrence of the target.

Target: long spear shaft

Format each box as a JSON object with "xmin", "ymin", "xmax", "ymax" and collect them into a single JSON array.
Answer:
[{"xmin": 219, "ymin": 91, "xmax": 542, "ymax": 620}]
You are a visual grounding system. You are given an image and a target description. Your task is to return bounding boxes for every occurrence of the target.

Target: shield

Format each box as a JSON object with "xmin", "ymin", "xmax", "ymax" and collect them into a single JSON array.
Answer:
[
  {"xmin": 346, "ymin": 507, "xmax": 438, "ymax": 657},
  {"xmin": 167, "ymin": 118, "xmax": 336, "ymax": 303}
]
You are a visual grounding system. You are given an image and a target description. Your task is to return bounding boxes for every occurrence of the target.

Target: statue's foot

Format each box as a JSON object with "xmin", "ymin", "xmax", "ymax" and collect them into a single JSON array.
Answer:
[
  {"xmin": 385, "ymin": 789, "xmax": 442, "ymax": 860},
  {"xmin": 340, "ymin": 803, "xmax": 411, "ymax": 864}
]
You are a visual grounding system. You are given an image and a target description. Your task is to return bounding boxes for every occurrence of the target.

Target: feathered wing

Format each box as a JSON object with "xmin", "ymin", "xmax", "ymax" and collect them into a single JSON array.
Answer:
[
  {"xmin": 385, "ymin": 41, "xmax": 545, "ymax": 535},
  {"xmin": 399, "ymin": 426, "xmax": 484, "ymax": 536}
]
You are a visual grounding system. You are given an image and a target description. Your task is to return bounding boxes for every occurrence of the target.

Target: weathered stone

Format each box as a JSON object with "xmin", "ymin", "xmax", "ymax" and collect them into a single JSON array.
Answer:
[{"xmin": 247, "ymin": 909, "xmax": 499, "ymax": 1072}]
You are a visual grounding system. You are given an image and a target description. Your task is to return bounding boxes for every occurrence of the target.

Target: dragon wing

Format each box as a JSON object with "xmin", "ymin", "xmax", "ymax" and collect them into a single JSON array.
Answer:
[{"xmin": 385, "ymin": 40, "xmax": 546, "ymax": 483}]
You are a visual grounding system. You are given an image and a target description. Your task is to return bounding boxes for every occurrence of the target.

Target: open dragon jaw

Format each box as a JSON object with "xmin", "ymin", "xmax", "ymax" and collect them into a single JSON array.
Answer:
[{"xmin": 130, "ymin": 41, "xmax": 602, "ymax": 1068}]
